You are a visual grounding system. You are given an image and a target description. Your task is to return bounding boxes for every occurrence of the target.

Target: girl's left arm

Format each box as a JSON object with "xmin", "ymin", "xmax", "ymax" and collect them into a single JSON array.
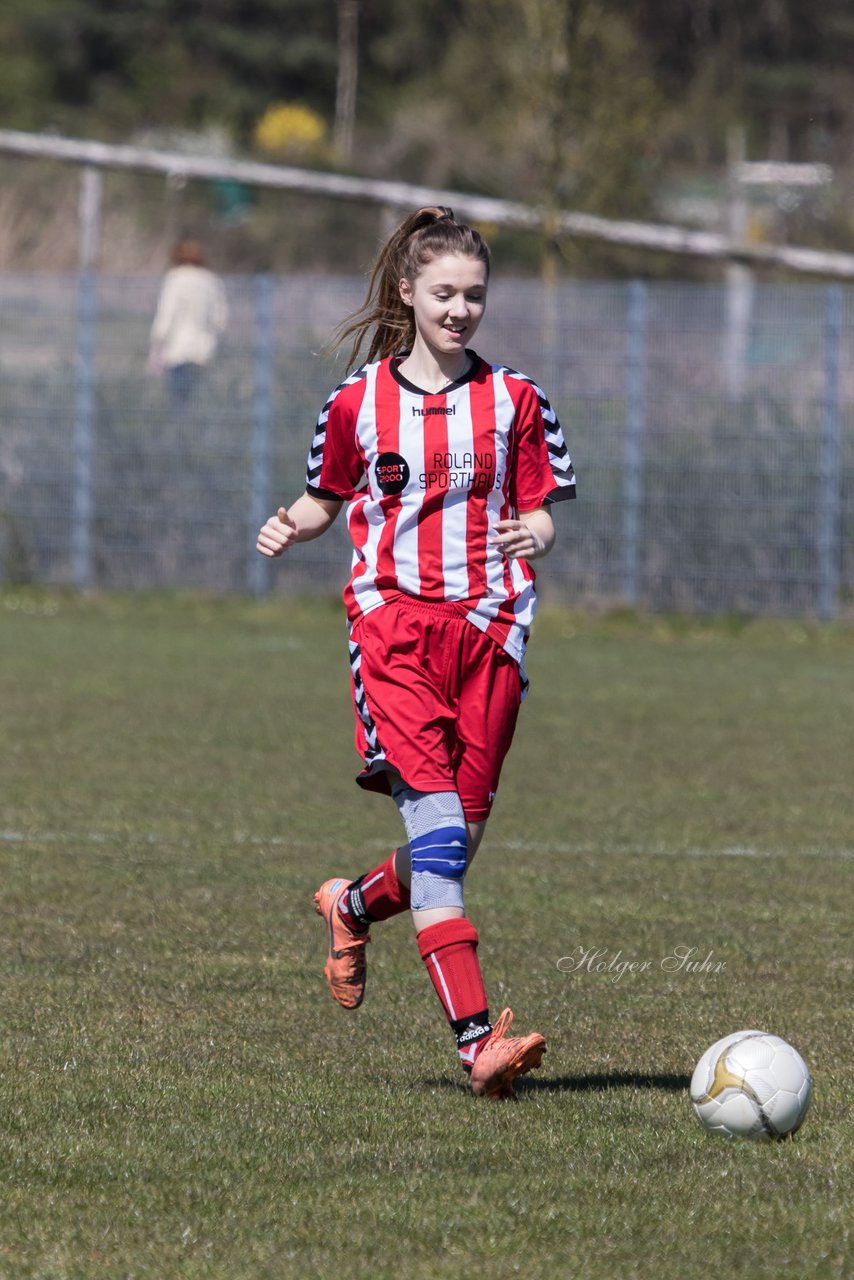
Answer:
[{"xmin": 492, "ymin": 506, "xmax": 556, "ymax": 562}]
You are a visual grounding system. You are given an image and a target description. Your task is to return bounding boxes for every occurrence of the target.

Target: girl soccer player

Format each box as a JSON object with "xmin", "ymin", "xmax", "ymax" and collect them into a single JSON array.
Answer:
[{"xmin": 257, "ymin": 207, "xmax": 575, "ymax": 1098}]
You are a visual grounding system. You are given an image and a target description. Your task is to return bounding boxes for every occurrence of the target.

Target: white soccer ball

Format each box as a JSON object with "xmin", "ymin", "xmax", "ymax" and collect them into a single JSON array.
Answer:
[{"xmin": 690, "ymin": 1030, "xmax": 811, "ymax": 1141}]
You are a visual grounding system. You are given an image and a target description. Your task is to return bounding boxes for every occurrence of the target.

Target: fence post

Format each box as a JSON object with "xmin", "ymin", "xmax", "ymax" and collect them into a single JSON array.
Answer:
[
  {"xmin": 72, "ymin": 271, "xmax": 96, "ymax": 589},
  {"xmin": 819, "ymin": 283, "xmax": 842, "ymax": 621},
  {"xmin": 248, "ymin": 274, "xmax": 274, "ymax": 596},
  {"xmin": 71, "ymin": 166, "xmax": 101, "ymax": 590},
  {"xmin": 623, "ymin": 279, "xmax": 647, "ymax": 604}
]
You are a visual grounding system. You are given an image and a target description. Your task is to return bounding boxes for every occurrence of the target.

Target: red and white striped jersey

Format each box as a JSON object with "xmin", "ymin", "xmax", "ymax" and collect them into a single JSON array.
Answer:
[{"xmin": 305, "ymin": 353, "xmax": 576, "ymax": 664}]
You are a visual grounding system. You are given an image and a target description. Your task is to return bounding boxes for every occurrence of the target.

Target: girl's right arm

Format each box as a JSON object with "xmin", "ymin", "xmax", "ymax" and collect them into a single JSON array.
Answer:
[{"xmin": 256, "ymin": 493, "xmax": 343, "ymax": 557}]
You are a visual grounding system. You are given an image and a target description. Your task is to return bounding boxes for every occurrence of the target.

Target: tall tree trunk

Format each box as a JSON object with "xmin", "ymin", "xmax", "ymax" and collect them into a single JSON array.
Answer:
[
  {"xmin": 538, "ymin": 0, "xmax": 580, "ymax": 390},
  {"xmin": 334, "ymin": 0, "xmax": 359, "ymax": 166}
]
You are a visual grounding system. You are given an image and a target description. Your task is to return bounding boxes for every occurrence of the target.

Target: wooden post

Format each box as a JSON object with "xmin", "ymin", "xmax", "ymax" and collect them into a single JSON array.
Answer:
[
  {"xmin": 334, "ymin": 0, "xmax": 359, "ymax": 165},
  {"xmin": 78, "ymin": 163, "xmax": 102, "ymax": 270}
]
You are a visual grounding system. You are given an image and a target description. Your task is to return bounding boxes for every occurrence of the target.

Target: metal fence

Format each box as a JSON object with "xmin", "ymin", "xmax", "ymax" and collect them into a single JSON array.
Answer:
[{"xmin": 0, "ymin": 273, "xmax": 852, "ymax": 618}]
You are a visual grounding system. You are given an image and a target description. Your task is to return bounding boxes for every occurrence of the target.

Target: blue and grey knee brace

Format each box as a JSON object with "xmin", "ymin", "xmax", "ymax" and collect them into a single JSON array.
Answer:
[{"xmin": 391, "ymin": 783, "xmax": 468, "ymax": 911}]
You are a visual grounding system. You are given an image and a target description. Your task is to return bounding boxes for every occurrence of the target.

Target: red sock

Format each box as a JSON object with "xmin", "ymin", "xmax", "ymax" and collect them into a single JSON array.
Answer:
[
  {"xmin": 417, "ymin": 918, "xmax": 492, "ymax": 1070},
  {"xmin": 337, "ymin": 850, "xmax": 410, "ymax": 930}
]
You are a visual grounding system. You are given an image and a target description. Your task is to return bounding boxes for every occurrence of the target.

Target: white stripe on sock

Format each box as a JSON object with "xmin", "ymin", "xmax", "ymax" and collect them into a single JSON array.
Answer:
[{"xmin": 429, "ymin": 952, "xmax": 457, "ymax": 1021}]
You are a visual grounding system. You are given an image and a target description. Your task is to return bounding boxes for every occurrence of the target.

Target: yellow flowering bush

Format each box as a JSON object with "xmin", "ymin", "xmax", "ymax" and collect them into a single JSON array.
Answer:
[{"xmin": 254, "ymin": 103, "xmax": 327, "ymax": 156}]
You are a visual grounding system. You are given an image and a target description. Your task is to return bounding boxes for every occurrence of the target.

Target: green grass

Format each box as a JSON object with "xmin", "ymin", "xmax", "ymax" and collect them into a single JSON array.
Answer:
[{"xmin": 1, "ymin": 590, "xmax": 852, "ymax": 1280}]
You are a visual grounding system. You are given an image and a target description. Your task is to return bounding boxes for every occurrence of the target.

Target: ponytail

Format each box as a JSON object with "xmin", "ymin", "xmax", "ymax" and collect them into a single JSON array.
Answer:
[{"xmin": 335, "ymin": 207, "xmax": 491, "ymax": 371}]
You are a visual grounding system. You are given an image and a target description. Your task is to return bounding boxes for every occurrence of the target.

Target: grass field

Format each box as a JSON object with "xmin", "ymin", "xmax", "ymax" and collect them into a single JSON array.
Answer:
[{"xmin": 1, "ymin": 590, "xmax": 852, "ymax": 1280}]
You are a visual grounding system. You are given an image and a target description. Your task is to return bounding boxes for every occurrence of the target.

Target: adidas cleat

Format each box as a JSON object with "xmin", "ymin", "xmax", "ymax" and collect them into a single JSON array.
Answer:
[{"xmin": 469, "ymin": 1008, "xmax": 545, "ymax": 1099}]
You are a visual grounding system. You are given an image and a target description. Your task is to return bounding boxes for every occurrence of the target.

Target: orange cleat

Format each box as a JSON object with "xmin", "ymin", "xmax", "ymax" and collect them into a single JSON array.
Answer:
[
  {"xmin": 313, "ymin": 878, "xmax": 370, "ymax": 1009},
  {"xmin": 469, "ymin": 1008, "xmax": 546, "ymax": 1099}
]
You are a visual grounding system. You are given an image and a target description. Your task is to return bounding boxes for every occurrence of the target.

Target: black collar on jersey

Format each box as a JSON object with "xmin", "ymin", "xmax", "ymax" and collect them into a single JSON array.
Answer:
[{"xmin": 390, "ymin": 351, "xmax": 481, "ymax": 396}]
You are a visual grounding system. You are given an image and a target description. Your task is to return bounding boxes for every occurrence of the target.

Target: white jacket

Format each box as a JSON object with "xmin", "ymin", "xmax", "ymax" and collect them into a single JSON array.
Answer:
[{"xmin": 150, "ymin": 266, "xmax": 228, "ymax": 368}]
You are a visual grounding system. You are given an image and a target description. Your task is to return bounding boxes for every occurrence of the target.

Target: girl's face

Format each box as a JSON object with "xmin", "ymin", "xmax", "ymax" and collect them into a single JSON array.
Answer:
[{"xmin": 399, "ymin": 252, "xmax": 488, "ymax": 361}]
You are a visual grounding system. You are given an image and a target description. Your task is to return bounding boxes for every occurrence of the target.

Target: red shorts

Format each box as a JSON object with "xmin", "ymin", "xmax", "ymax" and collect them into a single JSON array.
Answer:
[{"xmin": 348, "ymin": 594, "xmax": 523, "ymax": 822}]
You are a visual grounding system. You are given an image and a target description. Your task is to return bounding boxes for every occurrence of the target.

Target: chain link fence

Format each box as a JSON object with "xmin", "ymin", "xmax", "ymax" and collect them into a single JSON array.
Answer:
[{"xmin": 1, "ymin": 273, "xmax": 852, "ymax": 618}]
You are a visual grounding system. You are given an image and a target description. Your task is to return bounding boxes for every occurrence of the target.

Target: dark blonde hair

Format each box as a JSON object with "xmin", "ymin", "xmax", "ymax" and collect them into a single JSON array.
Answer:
[{"xmin": 336, "ymin": 207, "xmax": 491, "ymax": 370}]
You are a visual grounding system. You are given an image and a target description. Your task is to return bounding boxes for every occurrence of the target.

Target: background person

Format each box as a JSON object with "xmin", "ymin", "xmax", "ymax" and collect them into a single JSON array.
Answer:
[
  {"xmin": 148, "ymin": 239, "xmax": 227, "ymax": 405},
  {"xmin": 256, "ymin": 207, "xmax": 576, "ymax": 1099}
]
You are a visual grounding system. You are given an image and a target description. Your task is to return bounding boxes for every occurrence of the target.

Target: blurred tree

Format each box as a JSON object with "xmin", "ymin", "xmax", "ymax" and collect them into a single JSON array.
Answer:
[
  {"xmin": 3, "ymin": 0, "xmax": 854, "ymax": 271},
  {"xmin": 0, "ymin": 0, "xmax": 340, "ymax": 139},
  {"xmin": 5, "ymin": 0, "xmax": 854, "ymax": 172},
  {"xmin": 621, "ymin": 0, "xmax": 854, "ymax": 165},
  {"xmin": 0, "ymin": 1, "xmax": 54, "ymax": 130},
  {"xmin": 421, "ymin": 1, "xmax": 661, "ymax": 216}
]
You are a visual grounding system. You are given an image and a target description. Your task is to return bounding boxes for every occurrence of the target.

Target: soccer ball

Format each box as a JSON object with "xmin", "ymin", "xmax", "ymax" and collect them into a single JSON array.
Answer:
[{"xmin": 690, "ymin": 1030, "xmax": 811, "ymax": 1141}]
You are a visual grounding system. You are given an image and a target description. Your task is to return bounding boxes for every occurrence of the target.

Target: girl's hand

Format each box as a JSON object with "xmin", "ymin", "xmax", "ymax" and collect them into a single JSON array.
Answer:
[
  {"xmin": 492, "ymin": 509, "xmax": 555, "ymax": 562},
  {"xmin": 256, "ymin": 507, "xmax": 298, "ymax": 557},
  {"xmin": 255, "ymin": 494, "xmax": 343, "ymax": 557}
]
